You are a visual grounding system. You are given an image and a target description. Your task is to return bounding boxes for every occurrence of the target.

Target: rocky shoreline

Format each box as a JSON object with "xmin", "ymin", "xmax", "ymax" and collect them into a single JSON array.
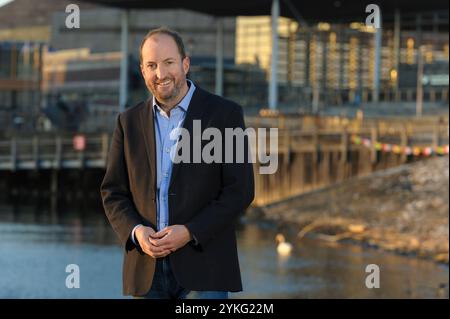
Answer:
[{"xmin": 250, "ymin": 156, "xmax": 449, "ymax": 264}]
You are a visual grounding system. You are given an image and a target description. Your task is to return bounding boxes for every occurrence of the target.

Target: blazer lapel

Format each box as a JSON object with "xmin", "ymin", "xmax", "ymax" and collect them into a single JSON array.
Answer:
[
  {"xmin": 139, "ymin": 98, "xmax": 157, "ymax": 200},
  {"xmin": 169, "ymin": 87, "xmax": 207, "ymax": 189}
]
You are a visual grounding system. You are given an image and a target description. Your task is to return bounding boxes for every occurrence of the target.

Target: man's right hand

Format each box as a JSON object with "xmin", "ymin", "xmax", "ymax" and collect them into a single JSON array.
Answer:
[{"xmin": 135, "ymin": 225, "xmax": 172, "ymax": 258}]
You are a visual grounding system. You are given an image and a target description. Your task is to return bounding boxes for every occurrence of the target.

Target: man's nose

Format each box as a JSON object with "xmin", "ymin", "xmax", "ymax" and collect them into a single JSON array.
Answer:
[{"xmin": 156, "ymin": 64, "xmax": 168, "ymax": 80}]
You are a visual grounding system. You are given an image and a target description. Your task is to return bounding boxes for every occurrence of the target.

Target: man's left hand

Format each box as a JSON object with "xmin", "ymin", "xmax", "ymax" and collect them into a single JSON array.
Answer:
[{"xmin": 149, "ymin": 225, "xmax": 193, "ymax": 253}]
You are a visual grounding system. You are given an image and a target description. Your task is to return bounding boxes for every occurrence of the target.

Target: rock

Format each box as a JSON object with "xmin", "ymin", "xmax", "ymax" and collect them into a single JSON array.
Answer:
[
  {"xmin": 409, "ymin": 237, "xmax": 420, "ymax": 250},
  {"xmin": 348, "ymin": 224, "xmax": 366, "ymax": 234},
  {"xmin": 260, "ymin": 156, "xmax": 449, "ymax": 264},
  {"xmin": 434, "ymin": 253, "xmax": 449, "ymax": 264}
]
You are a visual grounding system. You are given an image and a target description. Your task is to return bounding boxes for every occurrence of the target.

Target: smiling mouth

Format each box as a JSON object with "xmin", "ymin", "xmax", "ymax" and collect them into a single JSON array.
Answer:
[{"xmin": 156, "ymin": 80, "xmax": 172, "ymax": 87}]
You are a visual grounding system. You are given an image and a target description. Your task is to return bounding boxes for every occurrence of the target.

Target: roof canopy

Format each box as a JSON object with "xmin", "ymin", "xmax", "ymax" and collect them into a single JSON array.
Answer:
[{"xmin": 80, "ymin": 0, "xmax": 448, "ymax": 23}]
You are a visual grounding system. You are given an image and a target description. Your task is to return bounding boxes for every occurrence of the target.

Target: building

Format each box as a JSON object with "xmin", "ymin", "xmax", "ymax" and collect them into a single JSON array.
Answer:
[{"xmin": 235, "ymin": 14, "xmax": 449, "ymax": 107}]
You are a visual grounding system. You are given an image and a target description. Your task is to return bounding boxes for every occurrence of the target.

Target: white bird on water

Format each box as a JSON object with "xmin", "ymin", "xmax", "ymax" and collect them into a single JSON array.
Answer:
[{"xmin": 275, "ymin": 233, "xmax": 293, "ymax": 256}]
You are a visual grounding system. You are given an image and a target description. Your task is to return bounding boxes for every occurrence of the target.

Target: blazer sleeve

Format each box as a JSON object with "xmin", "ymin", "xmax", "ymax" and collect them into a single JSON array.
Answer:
[
  {"xmin": 100, "ymin": 114, "xmax": 145, "ymax": 251},
  {"xmin": 185, "ymin": 105, "xmax": 255, "ymax": 249}
]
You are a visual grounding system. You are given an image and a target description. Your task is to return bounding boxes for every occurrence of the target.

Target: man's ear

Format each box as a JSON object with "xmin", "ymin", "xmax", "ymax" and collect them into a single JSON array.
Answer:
[{"xmin": 183, "ymin": 56, "xmax": 190, "ymax": 75}]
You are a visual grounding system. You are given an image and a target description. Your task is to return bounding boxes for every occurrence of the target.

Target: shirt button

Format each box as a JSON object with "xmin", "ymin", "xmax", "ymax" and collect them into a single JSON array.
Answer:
[
  {"xmin": 164, "ymin": 172, "xmax": 169, "ymax": 178},
  {"xmin": 165, "ymin": 147, "xmax": 170, "ymax": 153}
]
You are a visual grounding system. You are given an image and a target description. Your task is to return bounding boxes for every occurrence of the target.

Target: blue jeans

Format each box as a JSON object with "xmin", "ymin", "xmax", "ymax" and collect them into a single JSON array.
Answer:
[{"xmin": 138, "ymin": 257, "xmax": 229, "ymax": 299}]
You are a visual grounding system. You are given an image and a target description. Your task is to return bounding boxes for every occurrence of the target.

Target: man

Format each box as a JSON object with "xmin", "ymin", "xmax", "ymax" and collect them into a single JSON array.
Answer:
[{"xmin": 100, "ymin": 27, "xmax": 254, "ymax": 299}]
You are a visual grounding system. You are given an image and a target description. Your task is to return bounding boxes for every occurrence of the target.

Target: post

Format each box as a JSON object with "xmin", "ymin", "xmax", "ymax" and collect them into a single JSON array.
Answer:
[
  {"xmin": 341, "ymin": 129, "xmax": 348, "ymax": 163},
  {"xmin": 312, "ymin": 130, "xmax": 319, "ymax": 186},
  {"xmin": 119, "ymin": 10, "xmax": 129, "ymax": 113},
  {"xmin": 321, "ymin": 31, "xmax": 327, "ymax": 106},
  {"xmin": 312, "ymin": 86, "xmax": 319, "ymax": 113},
  {"xmin": 340, "ymin": 128, "xmax": 349, "ymax": 181},
  {"xmin": 416, "ymin": 46, "xmax": 424, "ymax": 117},
  {"xmin": 78, "ymin": 142, "xmax": 85, "ymax": 169},
  {"xmin": 269, "ymin": 0, "xmax": 279, "ymax": 109},
  {"xmin": 432, "ymin": 120, "xmax": 439, "ymax": 150},
  {"xmin": 416, "ymin": 14, "xmax": 422, "ymax": 63},
  {"xmin": 370, "ymin": 126, "xmax": 378, "ymax": 164},
  {"xmin": 357, "ymin": 32, "xmax": 363, "ymax": 102},
  {"xmin": 50, "ymin": 168, "xmax": 59, "ymax": 217},
  {"xmin": 400, "ymin": 124, "xmax": 408, "ymax": 163},
  {"xmin": 215, "ymin": 18, "xmax": 224, "ymax": 96},
  {"xmin": 33, "ymin": 136, "xmax": 39, "ymax": 169},
  {"xmin": 51, "ymin": 169, "xmax": 58, "ymax": 196},
  {"xmin": 11, "ymin": 137, "xmax": 17, "ymax": 171},
  {"xmin": 338, "ymin": 28, "xmax": 345, "ymax": 94},
  {"xmin": 37, "ymin": 44, "xmax": 44, "ymax": 129},
  {"xmin": 393, "ymin": 10, "xmax": 401, "ymax": 93},
  {"xmin": 305, "ymin": 30, "xmax": 311, "ymax": 88},
  {"xmin": 55, "ymin": 136, "xmax": 62, "ymax": 169},
  {"xmin": 373, "ymin": 16, "xmax": 382, "ymax": 103}
]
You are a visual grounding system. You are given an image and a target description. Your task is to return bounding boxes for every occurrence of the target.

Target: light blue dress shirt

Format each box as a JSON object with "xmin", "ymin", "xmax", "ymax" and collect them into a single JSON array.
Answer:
[
  {"xmin": 131, "ymin": 80, "xmax": 196, "ymax": 242},
  {"xmin": 153, "ymin": 80, "xmax": 196, "ymax": 231}
]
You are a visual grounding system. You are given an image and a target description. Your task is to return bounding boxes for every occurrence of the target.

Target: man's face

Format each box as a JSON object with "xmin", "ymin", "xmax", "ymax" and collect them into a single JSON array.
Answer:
[{"xmin": 140, "ymin": 33, "xmax": 190, "ymax": 106}]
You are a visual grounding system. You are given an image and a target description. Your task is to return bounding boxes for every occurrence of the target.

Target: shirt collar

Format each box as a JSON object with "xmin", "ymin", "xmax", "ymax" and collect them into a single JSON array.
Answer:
[{"xmin": 152, "ymin": 79, "xmax": 196, "ymax": 114}]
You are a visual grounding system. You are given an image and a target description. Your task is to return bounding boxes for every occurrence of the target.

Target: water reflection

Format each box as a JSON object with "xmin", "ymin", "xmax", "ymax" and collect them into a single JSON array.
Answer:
[{"xmin": 0, "ymin": 201, "xmax": 448, "ymax": 299}]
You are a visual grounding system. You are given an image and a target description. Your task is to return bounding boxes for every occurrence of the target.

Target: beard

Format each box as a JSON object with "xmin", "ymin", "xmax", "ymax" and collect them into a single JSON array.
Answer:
[{"xmin": 147, "ymin": 75, "xmax": 183, "ymax": 105}]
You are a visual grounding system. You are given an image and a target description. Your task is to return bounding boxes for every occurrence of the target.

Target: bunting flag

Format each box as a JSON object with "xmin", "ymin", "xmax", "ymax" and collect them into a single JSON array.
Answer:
[{"xmin": 350, "ymin": 135, "xmax": 449, "ymax": 157}]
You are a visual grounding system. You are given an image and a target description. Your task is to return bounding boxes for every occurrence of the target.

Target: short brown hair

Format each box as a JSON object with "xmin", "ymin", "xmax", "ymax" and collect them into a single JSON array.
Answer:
[{"xmin": 139, "ymin": 27, "xmax": 186, "ymax": 64}]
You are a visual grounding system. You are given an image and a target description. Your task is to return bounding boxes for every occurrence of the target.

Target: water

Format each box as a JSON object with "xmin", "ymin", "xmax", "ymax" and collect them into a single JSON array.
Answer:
[{"xmin": 0, "ymin": 201, "xmax": 448, "ymax": 299}]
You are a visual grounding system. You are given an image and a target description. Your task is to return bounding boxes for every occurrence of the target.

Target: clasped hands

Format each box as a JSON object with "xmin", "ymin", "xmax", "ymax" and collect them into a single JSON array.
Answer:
[{"xmin": 134, "ymin": 225, "xmax": 193, "ymax": 258}]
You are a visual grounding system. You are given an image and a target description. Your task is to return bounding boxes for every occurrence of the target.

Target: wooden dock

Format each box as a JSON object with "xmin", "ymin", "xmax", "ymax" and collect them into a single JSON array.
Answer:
[
  {"xmin": 0, "ymin": 115, "xmax": 448, "ymax": 206},
  {"xmin": 0, "ymin": 134, "xmax": 109, "ymax": 171}
]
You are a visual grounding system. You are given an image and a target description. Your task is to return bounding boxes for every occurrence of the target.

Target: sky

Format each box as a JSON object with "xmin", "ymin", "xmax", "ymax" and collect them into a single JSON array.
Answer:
[{"xmin": 0, "ymin": 0, "xmax": 13, "ymax": 8}]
